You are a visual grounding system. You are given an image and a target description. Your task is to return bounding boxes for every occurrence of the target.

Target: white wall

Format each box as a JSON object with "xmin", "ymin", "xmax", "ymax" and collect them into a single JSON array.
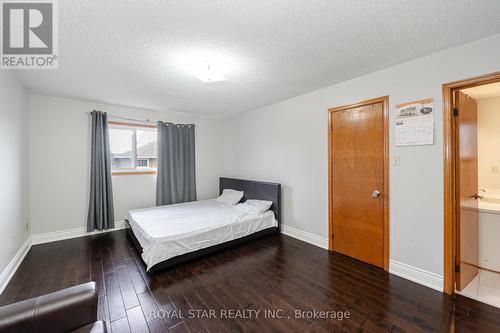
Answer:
[
  {"xmin": 0, "ymin": 72, "xmax": 30, "ymax": 274},
  {"xmin": 29, "ymin": 95, "xmax": 225, "ymax": 235},
  {"xmin": 478, "ymin": 96, "xmax": 500, "ymax": 190},
  {"xmin": 225, "ymin": 33, "xmax": 500, "ymax": 282}
]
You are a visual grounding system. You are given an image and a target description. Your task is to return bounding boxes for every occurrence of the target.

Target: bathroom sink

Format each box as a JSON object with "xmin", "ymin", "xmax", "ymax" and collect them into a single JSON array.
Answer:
[{"xmin": 481, "ymin": 196, "xmax": 500, "ymax": 204}]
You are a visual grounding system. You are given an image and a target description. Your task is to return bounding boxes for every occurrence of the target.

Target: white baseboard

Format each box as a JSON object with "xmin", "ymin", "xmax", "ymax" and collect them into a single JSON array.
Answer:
[
  {"xmin": 389, "ymin": 260, "xmax": 443, "ymax": 292},
  {"xmin": 280, "ymin": 227, "xmax": 444, "ymax": 293},
  {"xmin": 280, "ymin": 225, "xmax": 328, "ymax": 250},
  {"xmin": 279, "ymin": 226, "xmax": 446, "ymax": 293},
  {"xmin": 1, "ymin": 221, "xmax": 128, "ymax": 294},
  {"xmin": 0, "ymin": 236, "xmax": 32, "ymax": 294},
  {"xmin": 31, "ymin": 220, "xmax": 127, "ymax": 245},
  {"xmin": 4, "ymin": 223, "xmax": 445, "ymax": 296}
]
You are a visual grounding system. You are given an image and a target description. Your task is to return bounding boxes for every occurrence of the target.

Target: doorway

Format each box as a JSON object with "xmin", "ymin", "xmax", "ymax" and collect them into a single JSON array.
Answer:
[
  {"xmin": 443, "ymin": 72, "xmax": 500, "ymax": 307},
  {"xmin": 328, "ymin": 96, "xmax": 389, "ymax": 270}
]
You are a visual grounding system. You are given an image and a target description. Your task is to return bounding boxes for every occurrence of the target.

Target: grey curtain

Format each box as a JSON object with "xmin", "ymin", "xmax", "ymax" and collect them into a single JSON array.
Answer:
[
  {"xmin": 87, "ymin": 110, "xmax": 114, "ymax": 231},
  {"xmin": 156, "ymin": 122, "xmax": 196, "ymax": 205}
]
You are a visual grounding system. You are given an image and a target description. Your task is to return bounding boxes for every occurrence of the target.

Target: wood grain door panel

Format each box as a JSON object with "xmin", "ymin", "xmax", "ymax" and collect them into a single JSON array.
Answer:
[
  {"xmin": 454, "ymin": 91, "xmax": 479, "ymax": 291},
  {"xmin": 331, "ymin": 103, "xmax": 385, "ymax": 268}
]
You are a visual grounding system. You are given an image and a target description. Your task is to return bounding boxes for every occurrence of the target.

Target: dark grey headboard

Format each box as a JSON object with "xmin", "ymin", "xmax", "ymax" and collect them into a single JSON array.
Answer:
[{"xmin": 219, "ymin": 177, "xmax": 281, "ymax": 225}]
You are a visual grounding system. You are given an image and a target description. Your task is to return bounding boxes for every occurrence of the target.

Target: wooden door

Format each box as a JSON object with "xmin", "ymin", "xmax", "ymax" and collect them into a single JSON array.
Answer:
[
  {"xmin": 331, "ymin": 102, "xmax": 385, "ymax": 268},
  {"xmin": 454, "ymin": 91, "xmax": 479, "ymax": 291}
]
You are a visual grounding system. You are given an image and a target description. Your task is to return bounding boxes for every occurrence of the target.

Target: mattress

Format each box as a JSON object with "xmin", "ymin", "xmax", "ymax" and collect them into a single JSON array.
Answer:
[{"xmin": 127, "ymin": 199, "xmax": 277, "ymax": 270}]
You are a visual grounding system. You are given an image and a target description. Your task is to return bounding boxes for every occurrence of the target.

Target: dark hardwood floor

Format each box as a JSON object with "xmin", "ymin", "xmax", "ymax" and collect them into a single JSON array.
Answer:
[{"xmin": 1, "ymin": 230, "xmax": 499, "ymax": 333}]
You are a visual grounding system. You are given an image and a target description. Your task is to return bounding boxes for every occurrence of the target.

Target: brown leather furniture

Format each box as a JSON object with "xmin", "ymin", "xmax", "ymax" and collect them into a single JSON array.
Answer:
[{"xmin": 0, "ymin": 282, "xmax": 106, "ymax": 333}]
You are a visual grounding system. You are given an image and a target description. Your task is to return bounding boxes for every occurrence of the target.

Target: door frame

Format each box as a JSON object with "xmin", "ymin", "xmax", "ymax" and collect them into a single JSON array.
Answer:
[
  {"xmin": 327, "ymin": 96, "xmax": 390, "ymax": 271},
  {"xmin": 443, "ymin": 71, "xmax": 500, "ymax": 294}
]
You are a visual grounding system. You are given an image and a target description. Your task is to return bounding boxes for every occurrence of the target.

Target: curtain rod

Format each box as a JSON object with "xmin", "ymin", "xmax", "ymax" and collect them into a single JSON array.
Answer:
[
  {"xmin": 107, "ymin": 114, "xmax": 155, "ymax": 124},
  {"xmin": 88, "ymin": 111, "xmax": 195, "ymax": 126}
]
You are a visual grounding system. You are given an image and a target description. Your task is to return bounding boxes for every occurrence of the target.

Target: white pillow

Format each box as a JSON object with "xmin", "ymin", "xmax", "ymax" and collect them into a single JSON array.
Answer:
[
  {"xmin": 235, "ymin": 199, "xmax": 273, "ymax": 214},
  {"xmin": 216, "ymin": 189, "xmax": 244, "ymax": 205}
]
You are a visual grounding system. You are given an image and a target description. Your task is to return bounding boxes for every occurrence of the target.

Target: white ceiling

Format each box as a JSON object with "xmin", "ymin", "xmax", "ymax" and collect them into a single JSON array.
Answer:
[
  {"xmin": 462, "ymin": 82, "xmax": 500, "ymax": 100},
  {"xmin": 17, "ymin": 0, "xmax": 500, "ymax": 116}
]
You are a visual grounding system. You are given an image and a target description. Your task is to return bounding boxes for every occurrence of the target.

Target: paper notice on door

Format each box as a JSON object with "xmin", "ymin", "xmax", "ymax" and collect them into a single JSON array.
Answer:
[{"xmin": 395, "ymin": 98, "xmax": 434, "ymax": 146}]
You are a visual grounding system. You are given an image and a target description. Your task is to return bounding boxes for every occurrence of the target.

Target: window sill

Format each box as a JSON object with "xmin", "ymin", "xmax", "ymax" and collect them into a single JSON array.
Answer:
[{"xmin": 112, "ymin": 170, "xmax": 157, "ymax": 176}]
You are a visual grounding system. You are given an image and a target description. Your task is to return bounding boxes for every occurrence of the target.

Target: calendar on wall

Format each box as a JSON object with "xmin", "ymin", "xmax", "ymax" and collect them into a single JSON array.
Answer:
[{"xmin": 395, "ymin": 98, "xmax": 434, "ymax": 146}]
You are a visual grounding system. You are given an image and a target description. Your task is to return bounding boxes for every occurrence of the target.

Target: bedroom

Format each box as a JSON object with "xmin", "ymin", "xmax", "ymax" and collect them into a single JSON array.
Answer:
[{"xmin": 1, "ymin": 1, "xmax": 500, "ymax": 332}]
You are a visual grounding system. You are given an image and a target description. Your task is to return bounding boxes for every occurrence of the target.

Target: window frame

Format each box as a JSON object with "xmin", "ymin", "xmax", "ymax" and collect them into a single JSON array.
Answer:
[{"xmin": 108, "ymin": 121, "xmax": 158, "ymax": 176}]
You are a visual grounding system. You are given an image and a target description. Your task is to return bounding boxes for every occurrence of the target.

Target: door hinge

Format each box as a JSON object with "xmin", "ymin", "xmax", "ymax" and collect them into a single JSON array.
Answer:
[
  {"xmin": 453, "ymin": 107, "xmax": 459, "ymax": 117},
  {"xmin": 455, "ymin": 264, "xmax": 461, "ymax": 273}
]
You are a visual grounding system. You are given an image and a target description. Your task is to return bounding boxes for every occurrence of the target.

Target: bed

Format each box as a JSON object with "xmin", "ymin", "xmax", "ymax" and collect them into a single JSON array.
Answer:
[{"xmin": 126, "ymin": 177, "xmax": 281, "ymax": 272}]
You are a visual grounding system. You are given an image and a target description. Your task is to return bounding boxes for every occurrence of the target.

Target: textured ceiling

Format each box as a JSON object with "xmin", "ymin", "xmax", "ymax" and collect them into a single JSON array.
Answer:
[
  {"xmin": 462, "ymin": 82, "xmax": 500, "ymax": 100},
  {"xmin": 17, "ymin": 0, "xmax": 500, "ymax": 116}
]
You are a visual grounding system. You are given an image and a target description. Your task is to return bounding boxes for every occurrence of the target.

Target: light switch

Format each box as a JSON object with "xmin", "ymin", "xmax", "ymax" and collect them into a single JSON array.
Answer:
[
  {"xmin": 492, "ymin": 165, "xmax": 499, "ymax": 174},
  {"xmin": 393, "ymin": 156, "xmax": 401, "ymax": 166}
]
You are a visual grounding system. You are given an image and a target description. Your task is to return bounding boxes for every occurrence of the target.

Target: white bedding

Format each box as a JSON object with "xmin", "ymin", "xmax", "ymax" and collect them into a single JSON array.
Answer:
[{"xmin": 127, "ymin": 199, "xmax": 277, "ymax": 270}]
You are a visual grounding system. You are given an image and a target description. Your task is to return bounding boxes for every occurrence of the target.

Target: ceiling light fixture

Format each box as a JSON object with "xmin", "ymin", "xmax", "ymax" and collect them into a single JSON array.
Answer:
[
  {"xmin": 192, "ymin": 63, "xmax": 226, "ymax": 83},
  {"xmin": 173, "ymin": 50, "xmax": 235, "ymax": 83}
]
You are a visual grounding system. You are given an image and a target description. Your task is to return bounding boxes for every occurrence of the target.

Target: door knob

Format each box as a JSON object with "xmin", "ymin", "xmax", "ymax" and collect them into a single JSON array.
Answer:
[{"xmin": 372, "ymin": 190, "xmax": 381, "ymax": 199}]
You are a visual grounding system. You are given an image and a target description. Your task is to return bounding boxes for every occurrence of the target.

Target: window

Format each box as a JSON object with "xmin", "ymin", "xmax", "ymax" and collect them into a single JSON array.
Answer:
[{"xmin": 109, "ymin": 122, "xmax": 157, "ymax": 174}]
